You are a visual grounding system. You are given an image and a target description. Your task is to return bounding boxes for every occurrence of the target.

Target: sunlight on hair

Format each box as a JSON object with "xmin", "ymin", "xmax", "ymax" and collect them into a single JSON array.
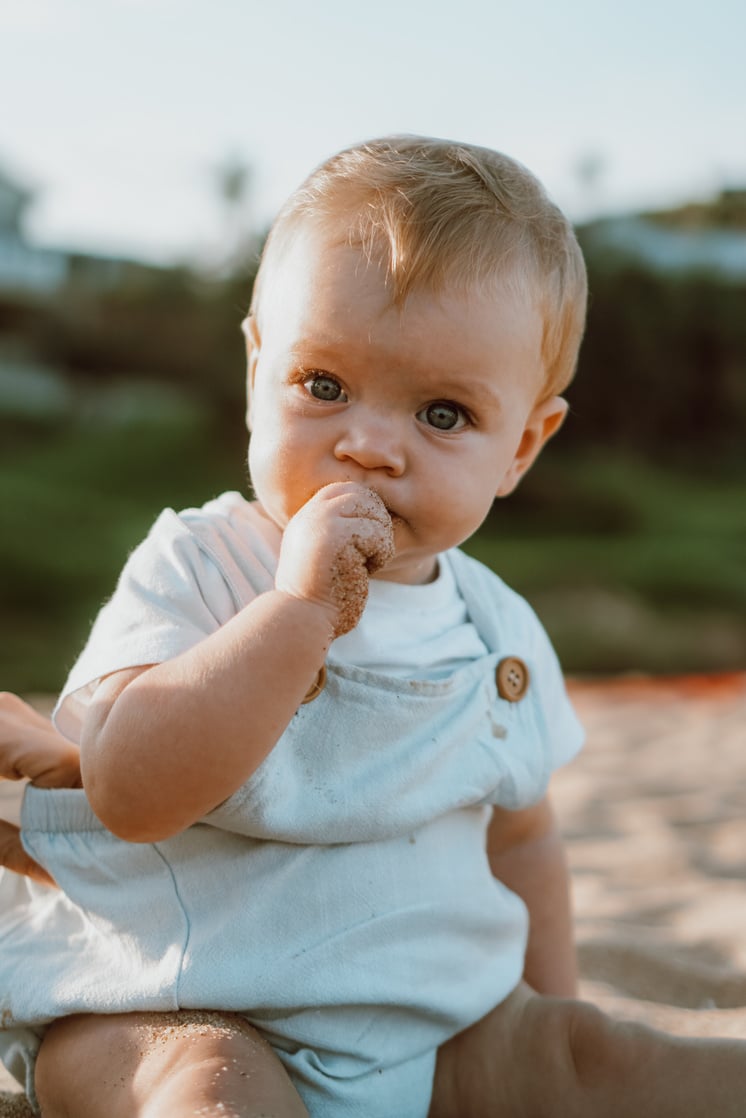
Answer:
[{"xmin": 251, "ymin": 135, "xmax": 587, "ymax": 398}]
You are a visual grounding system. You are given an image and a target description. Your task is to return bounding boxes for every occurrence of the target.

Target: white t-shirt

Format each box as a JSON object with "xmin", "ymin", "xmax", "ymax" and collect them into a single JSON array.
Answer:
[{"xmin": 332, "ymin": 552, "xmax": 487, "ymax": 679}]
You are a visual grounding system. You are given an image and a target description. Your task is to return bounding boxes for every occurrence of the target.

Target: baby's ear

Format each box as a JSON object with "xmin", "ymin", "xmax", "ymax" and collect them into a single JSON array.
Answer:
[
  {"xmin": 242, "ymin": 315, "xmax": 261, "ymax": 431},
  {"xmin": 496, "ymin": 396, "xmax": 568, "ymax": 497}
]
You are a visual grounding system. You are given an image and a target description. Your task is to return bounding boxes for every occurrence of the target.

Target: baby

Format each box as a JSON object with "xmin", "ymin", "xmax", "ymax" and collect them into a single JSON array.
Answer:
[{"xmin": 2, "ymin": 135, "xmax": 746, "ymax": 1118}]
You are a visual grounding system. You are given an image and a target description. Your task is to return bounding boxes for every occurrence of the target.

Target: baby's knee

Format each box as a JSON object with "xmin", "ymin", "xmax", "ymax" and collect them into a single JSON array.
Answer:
[{"xmin": 36, "ymin": 1011, "xmax": 309, "ymax": 1118}]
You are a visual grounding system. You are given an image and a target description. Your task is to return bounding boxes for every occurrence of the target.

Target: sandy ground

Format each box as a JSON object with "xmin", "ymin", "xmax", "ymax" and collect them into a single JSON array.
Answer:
[
  {"xmin": 2, "ymin": 676, "xmax": 746, "ymax": 1111},
  {"xmin": 559, "ymin": 672, "xmax": 746, "ymax": 1038}
]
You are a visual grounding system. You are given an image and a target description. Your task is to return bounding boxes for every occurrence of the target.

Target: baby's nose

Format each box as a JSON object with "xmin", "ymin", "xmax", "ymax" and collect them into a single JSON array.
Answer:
[{"xmin": 333, "ymin": 417, "xmax": 405, "ymax": 475}]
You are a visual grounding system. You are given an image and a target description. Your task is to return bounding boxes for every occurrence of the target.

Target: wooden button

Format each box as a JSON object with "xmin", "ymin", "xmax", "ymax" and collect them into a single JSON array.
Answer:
[
  {"xmin": 302, "ymin": 664, "xmax": 327, "ymax": 704},
  {"xmin": 496, "ymin": 657, "xmax": 529, "ymax": 702}
]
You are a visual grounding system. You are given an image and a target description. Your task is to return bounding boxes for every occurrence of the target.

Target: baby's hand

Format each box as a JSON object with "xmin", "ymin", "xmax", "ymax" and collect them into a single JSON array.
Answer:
[{"xmin": 275, "ymin": 484, "xmax": 395, "ymax": 637}]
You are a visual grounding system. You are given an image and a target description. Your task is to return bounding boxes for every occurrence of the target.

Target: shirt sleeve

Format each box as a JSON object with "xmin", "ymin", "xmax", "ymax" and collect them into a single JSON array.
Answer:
[{"xmin": 54, "ymin": 508, "xmax": 243, "ymax": 742}]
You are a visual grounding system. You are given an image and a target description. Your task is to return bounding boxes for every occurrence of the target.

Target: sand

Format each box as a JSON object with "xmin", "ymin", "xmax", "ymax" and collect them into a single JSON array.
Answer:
[
  {"xmin": 558, "ymin": 671, "xmax": 746, "ymax": 1039},
  {"xmin": 0, "ymin": 1096, "xmax": 32, "ymax": 1117},
  {"xmin": 330, "ymin": 490, "xmax": 396, "ymax": 636},
  {"xmin": 2, "ymin": 674, "xmax": 745, "ymax": 1111}
]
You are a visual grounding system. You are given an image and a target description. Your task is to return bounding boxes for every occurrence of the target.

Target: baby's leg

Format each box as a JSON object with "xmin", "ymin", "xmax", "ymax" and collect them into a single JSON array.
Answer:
[
  {"xmin": 430, "ymin": 982, "xmax": 746, "ymax": 1117},
  {"xmin": 35, "ymin": 1010, "xmax": 308, "ymax": 1118}
]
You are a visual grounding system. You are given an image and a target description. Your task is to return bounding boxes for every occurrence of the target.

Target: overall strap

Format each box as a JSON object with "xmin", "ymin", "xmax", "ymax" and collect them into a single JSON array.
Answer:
[{"xmin": 445, "ymin": 548, "xmax": 537, "ymax": 659}]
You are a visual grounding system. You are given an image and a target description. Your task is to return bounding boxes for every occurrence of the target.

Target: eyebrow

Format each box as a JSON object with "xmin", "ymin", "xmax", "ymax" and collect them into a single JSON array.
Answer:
[{"xmin": 285, "ymin": 336, "xmax": 347, "ymax": 362}]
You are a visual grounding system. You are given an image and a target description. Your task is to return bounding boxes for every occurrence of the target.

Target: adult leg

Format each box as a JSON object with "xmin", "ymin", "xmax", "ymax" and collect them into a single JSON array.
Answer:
[
  {"xmin": 35, "ymin": 1011, "xmax": 308, "ymax": 1118},
  {"xmin": 430, "ymin": 983, "xmax": 746, "ymax": 1118}
]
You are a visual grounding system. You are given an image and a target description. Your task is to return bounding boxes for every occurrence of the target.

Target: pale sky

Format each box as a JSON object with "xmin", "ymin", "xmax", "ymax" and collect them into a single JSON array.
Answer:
[{"xmin": 1, "ymin": 0, "xmax": 744, "ymax": 265}]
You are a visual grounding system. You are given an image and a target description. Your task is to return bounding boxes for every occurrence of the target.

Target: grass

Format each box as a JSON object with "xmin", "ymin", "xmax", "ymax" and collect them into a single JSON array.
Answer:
[
  {"xmin": 465, "ymin": 450, "xmax": 746, "ymax": 675},
  {"xmin": 0, "ymin": 409, "xmax": 247, "ymax": 692},
  {"xmin": 2, "ymin": 415, "xmax": 745, "ymax": 691}
]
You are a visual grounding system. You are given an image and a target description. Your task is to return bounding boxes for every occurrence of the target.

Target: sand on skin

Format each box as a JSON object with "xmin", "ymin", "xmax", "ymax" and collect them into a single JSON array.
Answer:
[
  {"xmin": 329, "ymin": 489, "xmax": 396, "ymax": 637},
  {"xmin": 2, "ymin": 675, "xmax": 746, "ymax": 1110}
]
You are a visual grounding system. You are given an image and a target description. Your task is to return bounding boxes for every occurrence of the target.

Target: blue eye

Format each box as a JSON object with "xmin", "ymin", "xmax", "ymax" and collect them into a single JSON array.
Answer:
[
  {"xmin": 306, "ymin": 374, "xmax": 345, "ymax": 402},
  {"xmin": 419, "ymin": 401, "xmax": 467, "ymax": 431}
]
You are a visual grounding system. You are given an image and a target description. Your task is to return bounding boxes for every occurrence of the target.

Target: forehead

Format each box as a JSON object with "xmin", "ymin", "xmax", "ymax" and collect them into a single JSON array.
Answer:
[
  {"xmin": 260, "ymin": 222, "xmax": 539, "ymax": 339},
  {"xmin": 256, "ymin": 226, "xmax": 546, "ymax": 402}
]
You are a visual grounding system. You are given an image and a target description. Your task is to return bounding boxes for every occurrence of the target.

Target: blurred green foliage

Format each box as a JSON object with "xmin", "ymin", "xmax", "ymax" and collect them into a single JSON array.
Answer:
[
  {"xmin": 569, "ymin": 236, "xmax": 746, "ymax": 463},
  {"xmin": 0, "ymin": 409, "xmax": 246, "ymax": 691},
  {"xmin": 0, "ymin": 261, "xmax": 256, "ymax": 422},
  {"xmin": 1, "ymin": 235, "xmax": 745, "ymax": 690},
  {"xmin": 470, "ymin": 449, "xmax": 746, "ymax": 675}
]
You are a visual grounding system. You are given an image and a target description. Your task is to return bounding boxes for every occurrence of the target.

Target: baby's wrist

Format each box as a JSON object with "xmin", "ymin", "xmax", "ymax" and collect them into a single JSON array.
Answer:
[{"xmin": 267, "ymin": 587, "xmax": 339, "ymax": 648}]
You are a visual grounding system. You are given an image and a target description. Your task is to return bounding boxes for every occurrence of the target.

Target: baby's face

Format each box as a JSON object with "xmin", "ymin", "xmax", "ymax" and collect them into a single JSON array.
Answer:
[{"xmin": 246, "ymin": 224, "xmax": 565, "ymax": 585}]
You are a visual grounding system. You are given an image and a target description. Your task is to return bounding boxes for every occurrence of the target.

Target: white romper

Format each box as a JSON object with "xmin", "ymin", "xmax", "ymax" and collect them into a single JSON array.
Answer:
[{"xmin": 0, "ymin": 492, "xmax": 583, "ymax": 1117}]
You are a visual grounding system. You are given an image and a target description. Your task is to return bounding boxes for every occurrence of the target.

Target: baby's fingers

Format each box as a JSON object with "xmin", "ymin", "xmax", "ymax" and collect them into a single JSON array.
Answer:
[
  {"xmin": 330, "ymin": 525, "xmax": 393, "ymax": 637},
  {"xmin": 341, "ymin": 490, "xmax": 395, "ymax": 574},
  {"xmin": 348, "ymin": 517, "xmax": 395, "ymax": 571},
  {"xmin": 0, "ymin": 818, "xmax": 56, "ymax": 887}
]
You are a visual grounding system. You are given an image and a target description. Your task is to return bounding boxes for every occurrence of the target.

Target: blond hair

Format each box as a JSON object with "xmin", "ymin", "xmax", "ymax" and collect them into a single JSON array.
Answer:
[{"xmin": 250, "ymin": 135, "xmax": 587, "ymax": 397}]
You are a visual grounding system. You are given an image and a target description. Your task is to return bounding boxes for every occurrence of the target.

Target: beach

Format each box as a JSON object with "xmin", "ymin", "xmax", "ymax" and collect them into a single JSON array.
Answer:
[
  {"xmin": 561, "ymin": 672, "xmax": 746, "ymax": 1037},
  {"xmin": 2, "ymin": 675, "xmax": 746, "ymax": 1110}
]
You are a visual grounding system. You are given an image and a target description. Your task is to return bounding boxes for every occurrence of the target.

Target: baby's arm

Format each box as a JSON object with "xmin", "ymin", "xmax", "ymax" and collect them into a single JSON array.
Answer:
[
  {"xmin": 81, "ymin": 483, "xmax": 394, "ymax": 843},
  {"xmin": 486, "ymin": 795, "xmax": 577, "ymax": 996}
]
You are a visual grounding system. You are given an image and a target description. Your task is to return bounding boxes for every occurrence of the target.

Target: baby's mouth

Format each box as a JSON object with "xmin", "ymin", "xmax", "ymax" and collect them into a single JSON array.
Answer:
[
  {"xmin": 362, "ymin": 487, "xmax": 401, "ymax": 527},
  {"xmin": 379, "ymin": 500, "xmax": 404, "ymax": 528}
]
